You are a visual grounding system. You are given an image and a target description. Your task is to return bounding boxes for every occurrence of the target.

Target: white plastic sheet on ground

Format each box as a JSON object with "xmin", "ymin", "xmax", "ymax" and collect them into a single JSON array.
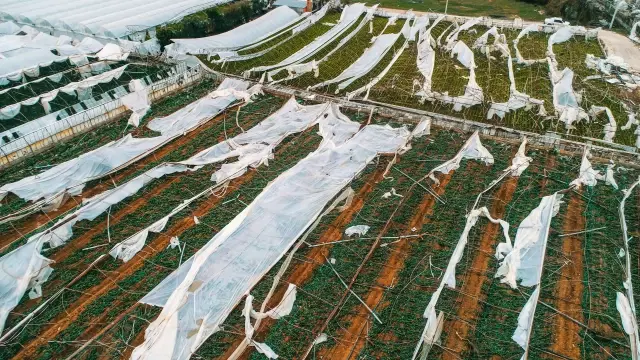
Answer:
[
  {"xmin": 308, "ymin": 29, "xmax": 403, "ymax": 92},
  {"xmin": 444, "ymin": 17, "xmax": 482, "ymax": 51},
  {"xmin": 488, "ymin": 53, "xmax": 545, "ymax": 120},
  {"xmin": 170, "ymin": 6, "xmax": 302, "ymax": 55},
  {"xmin": 495, "ymin": 193, "xmax": 563, "ymax": 288},
  {"xmin": 513, "ymin": 24, "xmax": 546, "ymax": 65},
  {"xmin": 631, "ymin": 21, "xmax": 640, "ymax": 43},
  {"xmin": 0, "ymin": 134, "xmax": 166, "ymax": 204},
  {"xmin": 585, "ymin": 53, "xmax": 629, "ymax": 75},
  {"xmin": 512, "ymin": 286, "xmax": 540, "ymax": 349},
  {"xmin": 506, "ymin": 137, "xmax": 532, "ymax": 177},
  {"xmin": 246, "ymin": 3, "xmax": 366, "ymax": 77},
  {"xmin": 345, "ymin": 225, "xmax": 370, "ymax": 237},
  {"xmin": 345, "ymin": 13, "xmax": 414, "ymax": 100},
  {"xmin": 570, "ymin": 147, "xmax": 603, "ymax": 188},
  {"xmin": 132, "ymin": 122, "xmax": 411, "ymax": 360},
  {"xmin": 605, "ymin": 161, "xmax": 618, "ymax": 189},
  {"xmin": 414, "ymin": 15, "xmax": 444, "ymax": 100},
  {"xmin": 619, "ymin": 177, "xmax": 640, "ymax": 358},
  {"xmin": 550, "ymin": 62, "xmax": 589, "ymax": 127},
  {"xmin": 427, "ymin": 130, "xmax": 494, "ymax": 185},
  {"xmin": 147, "ymin": 78, "xmax": 253, "ymax": 136},
  {"xmin": 108, "ymin": 98, "xmax": 353, "ymax": 262},
  {"xmin": 588, "ymin": 105, "xmax": 617, "ymax": 142},
  {"xmin": 0, "ymin": 239, "xmax": 53, "ymax": 334}
]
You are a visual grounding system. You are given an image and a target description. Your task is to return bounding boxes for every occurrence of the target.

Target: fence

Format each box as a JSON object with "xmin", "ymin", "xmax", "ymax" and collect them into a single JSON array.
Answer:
[{"xmin": 0, "ymin": 62, "xmax": 209, "ymax": 168}]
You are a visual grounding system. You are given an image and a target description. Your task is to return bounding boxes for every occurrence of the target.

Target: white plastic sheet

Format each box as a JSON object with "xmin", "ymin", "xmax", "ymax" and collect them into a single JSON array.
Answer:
[
  {"xmin": 495, "ymin": 193, "xmax": 563, "ymax": 288},
  {"xmin": 0, "ymin": 239, "xmax": 53, "ymax": 334},
  {"xmin": 0, "ymin": 21, "xmax": 20, "ymax": 35},
  {"xmin": 345, "ymin": 225, "xmax": 370, "ymax": 237},
  {"xmin": 308, "ymin": 31, "xmax": 401, "ymax": 92},
  {"xmin": 122, "ymin": 79, "xmax": 151, "ymax": 127},
  {"xmin": 570, "ymin": 148, "xmax": 602, "ymax": 188},
  {"xmin": 488, "ymin": 54, "xmax": 545, "ymax": 120},
  {"xmin": 414, "ymin": 15, "xmax": 444, "ymax": 99},
  {"xmin": 247, "ymin": 3, "xmax": 367, "ymax": 77},
  {"xmin": 551, "ymin": 63, "xmax": 588, "ymax": 127},
  {"xmin": 589, "ymin": 105, "xmax": 617, "ymax": 142},
  {"xmin": 147, "ymin": 78, "xmax": 253, "ymax": 136},
  {"xmin": 171, "ymin": 6, "xmax": 301, "ymax": 55},
  {"xmin": 0, "ymin": 48, "xmax": 62, "ymax": 80},
  {"xmin": 0, "ymin": 134, "xmax": 166, "ymax": 204},
  {"xmin": 507, "ymin": 137, "xmax": 532, "ymax": 177},
  {"xmin": 513, "ymin": 24, "xmax": 546, "ymax": 65},
  {"xmin": 132, "ymin": 122, "xmax": 411, "ymax": 360},
  {"xmin": 513, "ymin": 286, "xmax": 540, "ymax": 349},
  {"xmin": 428, "ymin": 130, "xmax": 494, "ymax": 185}
]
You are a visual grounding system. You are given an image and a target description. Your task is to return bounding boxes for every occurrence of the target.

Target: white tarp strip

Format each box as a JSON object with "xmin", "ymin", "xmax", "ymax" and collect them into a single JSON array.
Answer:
[
  {"xmin": 427, "ymin": 130, "xmax": 494, "ymax": 185},
  {"xmin": 0, "ymin": 78, "xmax": 250, "ymax": 205},
  {"xmin": 414, "ymin": 206, "xmax": 511, "ymax": 360},
  {"xmin": 170, "ymin": 7, "xmax": 302, "ymax": 55},
  {"xmin": 345, "ymin": 225, "xmax": 370, "ymax": 237},
  {"xmin": 414, "ymin": 15, "xmax": 444, "ymax": 99},
  {"xmin": 122, "ymin": 79, "xmax": 151, "ymax": 127},
  {"xmin": 619, "ymin": 176, "xmax": 640, "ymax": 358},
  {"xmin": 513, "ymin": 24, "xmax": 546, "ymax": 65},
  {"xmin": 214, "ymin": 5, "xmax": 329, "ymax": 64},
  {"xmin": 308, "ymin": 30, "xmax": 402, "ymax": 92},
  {"xmin": 605, "ymin": 162, "xmax": 618, "ymax": 189},
  {"xmin": 487, "ymin": 53, "xmax": 545, "ymax": 120},
  {"xmin": 347, "ymin": 16, "xmax": 421, "ymax": 100},
  {"xmin": 495, "ymin": 193, "xmax": 563, "ymax": 288},
  {"xmin": 617, "ymin": 292, "xmax": 640, "ymax": 359},
  {"xmin": 269, "ymin": 6, "xmax": 378, "ymax": 85},
  {"xmin": 569, "ymin": 147, "xmax": 603, "ymax": 188},
  {"xmin": 132, "ymin": 123, "xmax": 410, "ymax": 360},
  {"xmin": 496, "ymin": 192, "xmax": 562, "ymax": 358},
  {"xmin": 585, "ymin": 54, "xmax": 629, "ymax": 75},
  {"xmin": 246, "ymin": 3, "xmax": 367, "ymax": 77},
  {"xmin": 412, "ymin": 138, "xmax": 530, "ymax": 360},
  {"xmin": 147, "ymin": 78, "xmax": 252, "ymax": 136},
  {"xmin": 109, "ymin": 98, "xmax": 350, "ymax": 262},
  {"xmin": 549, "ymin": 60, "xmax": 589, "ymax": 127},
  {"xmin": 0, "ymin": 49, "xmax": 63, "ymax": 84},
  {"xmin": 444, "ymin": 17, "xmax": 482, "ymax": 51},
  {"xmin": 588, "ymin": 105, "xmax": 617, "ymax": 142}
]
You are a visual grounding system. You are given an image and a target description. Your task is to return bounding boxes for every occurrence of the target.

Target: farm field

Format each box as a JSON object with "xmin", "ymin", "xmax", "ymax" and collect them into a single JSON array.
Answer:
[
  {"xmin": 0, "ymin": 73, "xmax": 639, "ymax": 360},
  {"xmin": 2, "ymin": 3, "xmax": 640, "ymax": 360},
  {"xmin": 203, "ymin": 6, "xmax": 640, "ymax": 150}
]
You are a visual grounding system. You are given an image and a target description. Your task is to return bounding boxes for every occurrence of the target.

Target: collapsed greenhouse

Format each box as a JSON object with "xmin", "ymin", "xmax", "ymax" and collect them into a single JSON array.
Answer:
[{"xmin": 1, "ymin": 1, "xmax": 640, "ymax": 360}]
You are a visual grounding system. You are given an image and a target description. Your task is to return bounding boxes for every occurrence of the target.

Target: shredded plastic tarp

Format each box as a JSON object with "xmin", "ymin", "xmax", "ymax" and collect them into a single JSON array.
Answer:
[
  {"xmin": 444, "ymin": 17, "xmax": 482, "ymax": 51},
  {"xmin": 108, "ymin": 98, "xmax": 352, "ymax": 262},
  {"xmin": 345, "ymin": 225, "xmax": 370, "ymax": 237},
  {"xmin": 487, "ymin": 53, "xmax": 545, "ymax": 120},
  {"xmin": 96, "ymin": 43, "xmax": 129, "ymax": 61},
  {"xmin": 605, "ymin": 161, "xmax": 618, "ymax": 189},
  {"xmin": 0, "ymin": 239, "xmax": 53, "ymax": 334},
  {"xmin": 588, "ymin": 105, "xmax": 617, "ymax": 142},
  {"xmin": 495, "ymin": 193, "xmax": 563, "ymax": 288},
  {"xmin": 585, "ymin": 53, "xmax": 629, "ymax": 75},
  {"xmin": 132, "ymin": 122, "xmax": 411, "ymax": 360},
  {"xmin": 344, "ymin": 14, "xmax": 414, "ymax": 99},
  {"xmin": 170, "ymin": 6, "xmax": 302, "ymax": 55},
  {"xmin": 550, "ymin": 62, "xmax": 589, "ymax": 127},
  {"xmin": 631, "ymin": 21, "xmax": 640, "ymax": 43},
  {"xmin": 414, "ymin": 15, "xmax": 443, "ymax": 100},
  {"xmin": 308, "ymin": 30, "xmax": 403, "ymax": 92},
  {"xmin": 122, "ymin": 79, "xmax": 151, "ymax": 127},
  {"xmin": 619, "ymin": 177, "xmax": 640, "ymax": 357},
  {"xmin": 427, "ymin": 130, "xmax": 494, "ymax": 185},
  {"xmin": 0, "ymin": 134, "xmax": 166, "ymax": 204},
  {"xmin": 246, "ymin": 3, "xmax": 367, "ymax": 77},
  {"xmin": 512, "ymin": 286, "xmax": 540, "ymax": 349},
  {"xmin": 0, "ymin": 48, "xmax": 62, "ymax": 82},
  {"xmin": 570, "ymin": 148, "xmax": 603, "ymax": 188},
  {"xmin": 147, "ymin": 78, "xmax": 253, "ymax": 136},
  {"xmin": 513, "ymin": 24, "xmax": 546, "ymax": 65}
]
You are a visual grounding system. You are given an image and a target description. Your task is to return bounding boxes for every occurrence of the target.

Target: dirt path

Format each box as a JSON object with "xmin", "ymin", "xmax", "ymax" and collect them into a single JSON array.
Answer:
[
  {"xmin": 12, "ymin": 170, "xmax": 258, "ymax": 359},
  {"xmin": 215, "ymin": 161, "xmax": 391, "ymax": 360},
  {"xmin": 441, "ymin": 176, "xmax": 519, "ymax": 359},
  {"xmin": 0, "ymin": 108, "xmax": 236, "ymax": 251},
  {"xmin": 317, "ymin": 173, "xmax": 453, "ymax": 360},
  {"xmin": 598, "ymin": 30, "xmax": 640, "ymax": 73},
  {"xmin": 549, "ymin": 190, "xmax": 586, "ymax": 359}
]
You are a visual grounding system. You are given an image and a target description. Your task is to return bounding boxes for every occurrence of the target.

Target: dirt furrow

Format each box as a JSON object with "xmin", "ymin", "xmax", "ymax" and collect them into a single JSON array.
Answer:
[
  {"xmin": 441, "ymin": 176, "xmax": 519, "ymax": 359},
  {"xmin": 549, "ymin": 190, "xmax": 585, "ymax": 358},
  {"xmin": 0, "ymin": 108, "xmax": 236, "ymax": 250},
  {"xmin": 218, "ymin": 161, "xmax": 391, "ymax": 360},
  {"xmin": 317, "ymin": 173, "xmax": 452, "ymax": 360},
  {"xmin": 13, "ymin": 172, "xmax": 257, "ymax": 360}
]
